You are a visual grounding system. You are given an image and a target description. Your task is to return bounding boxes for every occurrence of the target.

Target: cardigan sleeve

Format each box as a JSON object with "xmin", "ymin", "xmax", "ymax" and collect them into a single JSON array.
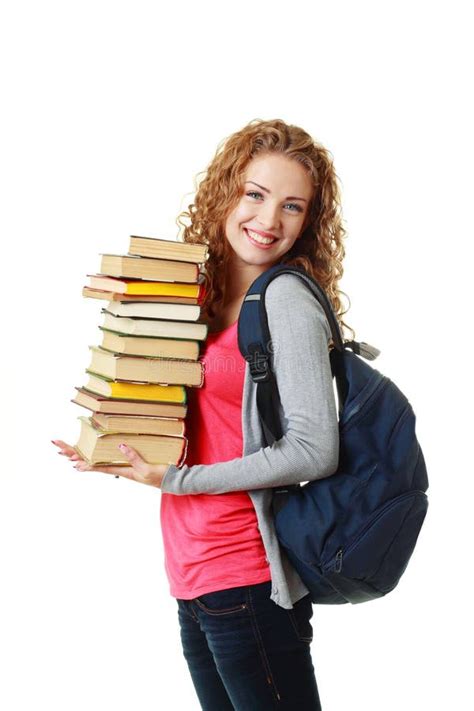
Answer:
[{"xmin": 160, "ymin": 273, "xmax": 340, "ymax": 495}]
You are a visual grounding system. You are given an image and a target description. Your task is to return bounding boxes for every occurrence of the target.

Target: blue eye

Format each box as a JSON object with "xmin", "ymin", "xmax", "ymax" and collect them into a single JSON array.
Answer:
[
  {"xmin": 286, "ymin": 203, "xmax": 304, "ymax": 213},
  {"xmin": 246, "ymin": 191, "xmax": 303, "ymax": 213}
]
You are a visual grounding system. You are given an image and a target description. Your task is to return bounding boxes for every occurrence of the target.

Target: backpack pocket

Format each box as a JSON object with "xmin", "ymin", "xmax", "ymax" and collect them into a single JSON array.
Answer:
[{"xmin": 321, "ymin": 490, "xmax": 428, "ymax": 603}]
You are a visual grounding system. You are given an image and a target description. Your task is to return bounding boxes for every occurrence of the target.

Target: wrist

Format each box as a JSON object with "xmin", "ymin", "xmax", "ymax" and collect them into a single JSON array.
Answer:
[{"xmin": 153, "ymin": 463, "xmax": 170, "ymax": 488}]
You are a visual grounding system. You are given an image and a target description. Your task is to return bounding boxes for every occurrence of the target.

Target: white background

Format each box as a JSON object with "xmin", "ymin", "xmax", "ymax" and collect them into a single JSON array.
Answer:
[{"xmin": 1, "ymin": 1, "xmax": 472, "ymax": 709}]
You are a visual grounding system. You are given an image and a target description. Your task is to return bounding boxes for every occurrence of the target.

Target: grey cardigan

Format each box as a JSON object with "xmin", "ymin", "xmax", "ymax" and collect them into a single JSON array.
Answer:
[{"xmin": 160, "ymin": 273, "xmax": 340, "ymax": 609}]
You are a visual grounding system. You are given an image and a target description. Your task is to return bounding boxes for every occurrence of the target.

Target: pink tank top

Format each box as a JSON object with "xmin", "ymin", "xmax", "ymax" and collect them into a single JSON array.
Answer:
[{"xmin": 159, "ymin": 319, "xmax": 271, "ymax": 599}]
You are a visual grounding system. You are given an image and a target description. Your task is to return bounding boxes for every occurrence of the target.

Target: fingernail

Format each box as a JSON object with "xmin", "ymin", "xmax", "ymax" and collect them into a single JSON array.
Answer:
[{"xmin": 118, "ymin": 444, "xmax": 128, "ymax": 452}]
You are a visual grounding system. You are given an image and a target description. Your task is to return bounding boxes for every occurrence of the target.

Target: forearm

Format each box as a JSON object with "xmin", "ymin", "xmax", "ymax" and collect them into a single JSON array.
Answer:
[{"xmin": 160, "ymin": 425, "xmax": 339, "ymax": 495}]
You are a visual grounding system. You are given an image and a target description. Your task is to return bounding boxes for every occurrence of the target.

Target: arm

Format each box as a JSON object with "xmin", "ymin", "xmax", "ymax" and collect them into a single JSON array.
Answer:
[{"xmin": 160, "ymin": 273, "xmax": 339, "ymax": 495}]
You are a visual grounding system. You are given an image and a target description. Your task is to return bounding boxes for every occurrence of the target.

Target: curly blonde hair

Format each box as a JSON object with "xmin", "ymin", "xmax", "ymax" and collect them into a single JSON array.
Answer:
[{"xmin": 176, "ymin": 118, "xmax": 355, "ymax": 342}]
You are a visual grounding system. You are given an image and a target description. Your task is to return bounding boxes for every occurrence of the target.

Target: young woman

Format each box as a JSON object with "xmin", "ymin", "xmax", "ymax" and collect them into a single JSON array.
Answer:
[{"xmin": 52, "ymin": 118, "xmax": 354, "ymax": 710}]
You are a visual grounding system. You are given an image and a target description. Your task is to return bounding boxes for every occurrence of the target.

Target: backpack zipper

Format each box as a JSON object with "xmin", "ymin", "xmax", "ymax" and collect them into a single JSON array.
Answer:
[
  {"xmin": 323, "ymin": 490, "xmax": 426, "ymax": 575},
  {"xmin": 341, "ymin": 377, "xmax": 388, "ymax": 430}
]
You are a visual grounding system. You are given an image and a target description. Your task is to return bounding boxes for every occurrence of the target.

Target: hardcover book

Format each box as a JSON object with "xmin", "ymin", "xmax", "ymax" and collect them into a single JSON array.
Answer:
[
  {"xmin": 86, "ymin": 345, "xmax": 204, "ymax": 387},
  {"xmin": 99, "ymin": 254, "xmax": 199, "ymax": 284},
  {"xmin": 128, "ymin": 235, "xmax": 208, "ymax": 264},
  {"xmin": 74, "ymin": 416, "xmax": 187, "ymax": 466}
]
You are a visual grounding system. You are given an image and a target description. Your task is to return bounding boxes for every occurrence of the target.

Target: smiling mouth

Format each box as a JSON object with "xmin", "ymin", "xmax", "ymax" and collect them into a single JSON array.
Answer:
[{"xmin": 244, "ymin": 228, "xmax": 277, "ymax": 245}]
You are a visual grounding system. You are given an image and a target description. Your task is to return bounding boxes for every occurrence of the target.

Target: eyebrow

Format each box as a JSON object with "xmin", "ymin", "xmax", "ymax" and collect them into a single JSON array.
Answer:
[{"xmin": 245, "ymin": 180, "xmax": 308, "ymax": 202}]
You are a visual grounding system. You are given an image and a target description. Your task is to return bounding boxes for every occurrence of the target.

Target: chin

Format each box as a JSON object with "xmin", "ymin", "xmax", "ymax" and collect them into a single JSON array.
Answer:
[{"xmin": 239, "ymin": 250, "xmax": 278, "ymax": 268}]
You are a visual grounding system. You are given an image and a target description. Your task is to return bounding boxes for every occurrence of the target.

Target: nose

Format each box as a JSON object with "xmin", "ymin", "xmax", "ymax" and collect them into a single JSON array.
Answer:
[{"xmin": 257, "ymin": 200, "xmax": 281, "ymax": 231}]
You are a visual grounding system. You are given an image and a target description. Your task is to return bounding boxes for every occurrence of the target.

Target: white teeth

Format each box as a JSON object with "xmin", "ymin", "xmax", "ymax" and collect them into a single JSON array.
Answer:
[{"xmin": 246, "ymin": 229, "xmax": 275, "ymax": 244}]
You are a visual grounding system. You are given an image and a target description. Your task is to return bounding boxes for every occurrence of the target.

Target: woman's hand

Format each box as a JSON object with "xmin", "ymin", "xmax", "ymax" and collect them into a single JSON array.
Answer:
[{"xmin": 51, "ymin": 439, "xmax": 169, "ymax": 488}]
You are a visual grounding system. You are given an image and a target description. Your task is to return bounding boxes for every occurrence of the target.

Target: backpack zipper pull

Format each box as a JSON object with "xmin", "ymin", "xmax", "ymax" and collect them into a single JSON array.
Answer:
[
  {"xmin": 335, "ymin": 548, "xmax": 343, "ymax": 573},
  {"xmin": 344, "ymin": 340, "xmax": 381, "ymax": 361}
]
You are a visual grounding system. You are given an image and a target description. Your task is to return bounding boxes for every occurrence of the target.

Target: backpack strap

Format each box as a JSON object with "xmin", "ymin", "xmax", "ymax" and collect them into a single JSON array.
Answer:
[{"xmin": 237, "ymin": 264, "xmax": 348, "ymax": 452}]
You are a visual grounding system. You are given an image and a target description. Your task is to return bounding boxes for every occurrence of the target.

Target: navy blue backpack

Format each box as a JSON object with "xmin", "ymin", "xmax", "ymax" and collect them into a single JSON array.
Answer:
[{"xmin": 237, "ymin": 264, "xmax": 429, "ymax": 605}]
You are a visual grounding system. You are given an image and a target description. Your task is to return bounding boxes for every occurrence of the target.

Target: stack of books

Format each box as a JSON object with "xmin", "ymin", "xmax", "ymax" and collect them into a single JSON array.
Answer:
[{"xmin": 71, "ymin": 235, "xmax": 209, "ymax": 466}]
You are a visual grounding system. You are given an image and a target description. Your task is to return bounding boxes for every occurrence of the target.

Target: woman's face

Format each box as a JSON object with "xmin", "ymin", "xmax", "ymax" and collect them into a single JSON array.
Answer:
[{"xmin": 224, "ymin": 152, "xmax": 313, "ymax": 272}]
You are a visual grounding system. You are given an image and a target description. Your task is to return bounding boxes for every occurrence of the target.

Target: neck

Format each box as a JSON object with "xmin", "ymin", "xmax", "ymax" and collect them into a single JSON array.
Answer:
[{"xmin": 223, "ymin": 261, "xmax": 271, "ymax": 305}]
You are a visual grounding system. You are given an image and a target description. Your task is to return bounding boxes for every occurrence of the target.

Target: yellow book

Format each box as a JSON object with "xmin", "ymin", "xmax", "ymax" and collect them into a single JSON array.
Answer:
[
  {"xmin": 82, "ymin": 287, "xmax": 200, "ymax": 305},
  {"xmin": 83, "ymin": 372, "xmax": 187, "ymax": 403},
  {"xmin": 87, "ymin": 274, "xmax": 205, "ymax": 298}
]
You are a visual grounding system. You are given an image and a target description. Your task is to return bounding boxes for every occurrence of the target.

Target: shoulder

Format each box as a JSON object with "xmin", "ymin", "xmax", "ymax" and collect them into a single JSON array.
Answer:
[
  {"xmin": 265, "ymin": 272, "xmax": 331, "ymax": 341},
  {"xmin": 266, "ymin": 272, "xmax": 305, "ymax": 298}
]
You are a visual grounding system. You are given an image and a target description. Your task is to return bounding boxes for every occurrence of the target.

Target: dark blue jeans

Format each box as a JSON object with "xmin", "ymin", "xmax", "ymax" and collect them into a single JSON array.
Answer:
[{"xmin": 176, "ymin": 580, "xmax": 322, "ymax": 710}]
